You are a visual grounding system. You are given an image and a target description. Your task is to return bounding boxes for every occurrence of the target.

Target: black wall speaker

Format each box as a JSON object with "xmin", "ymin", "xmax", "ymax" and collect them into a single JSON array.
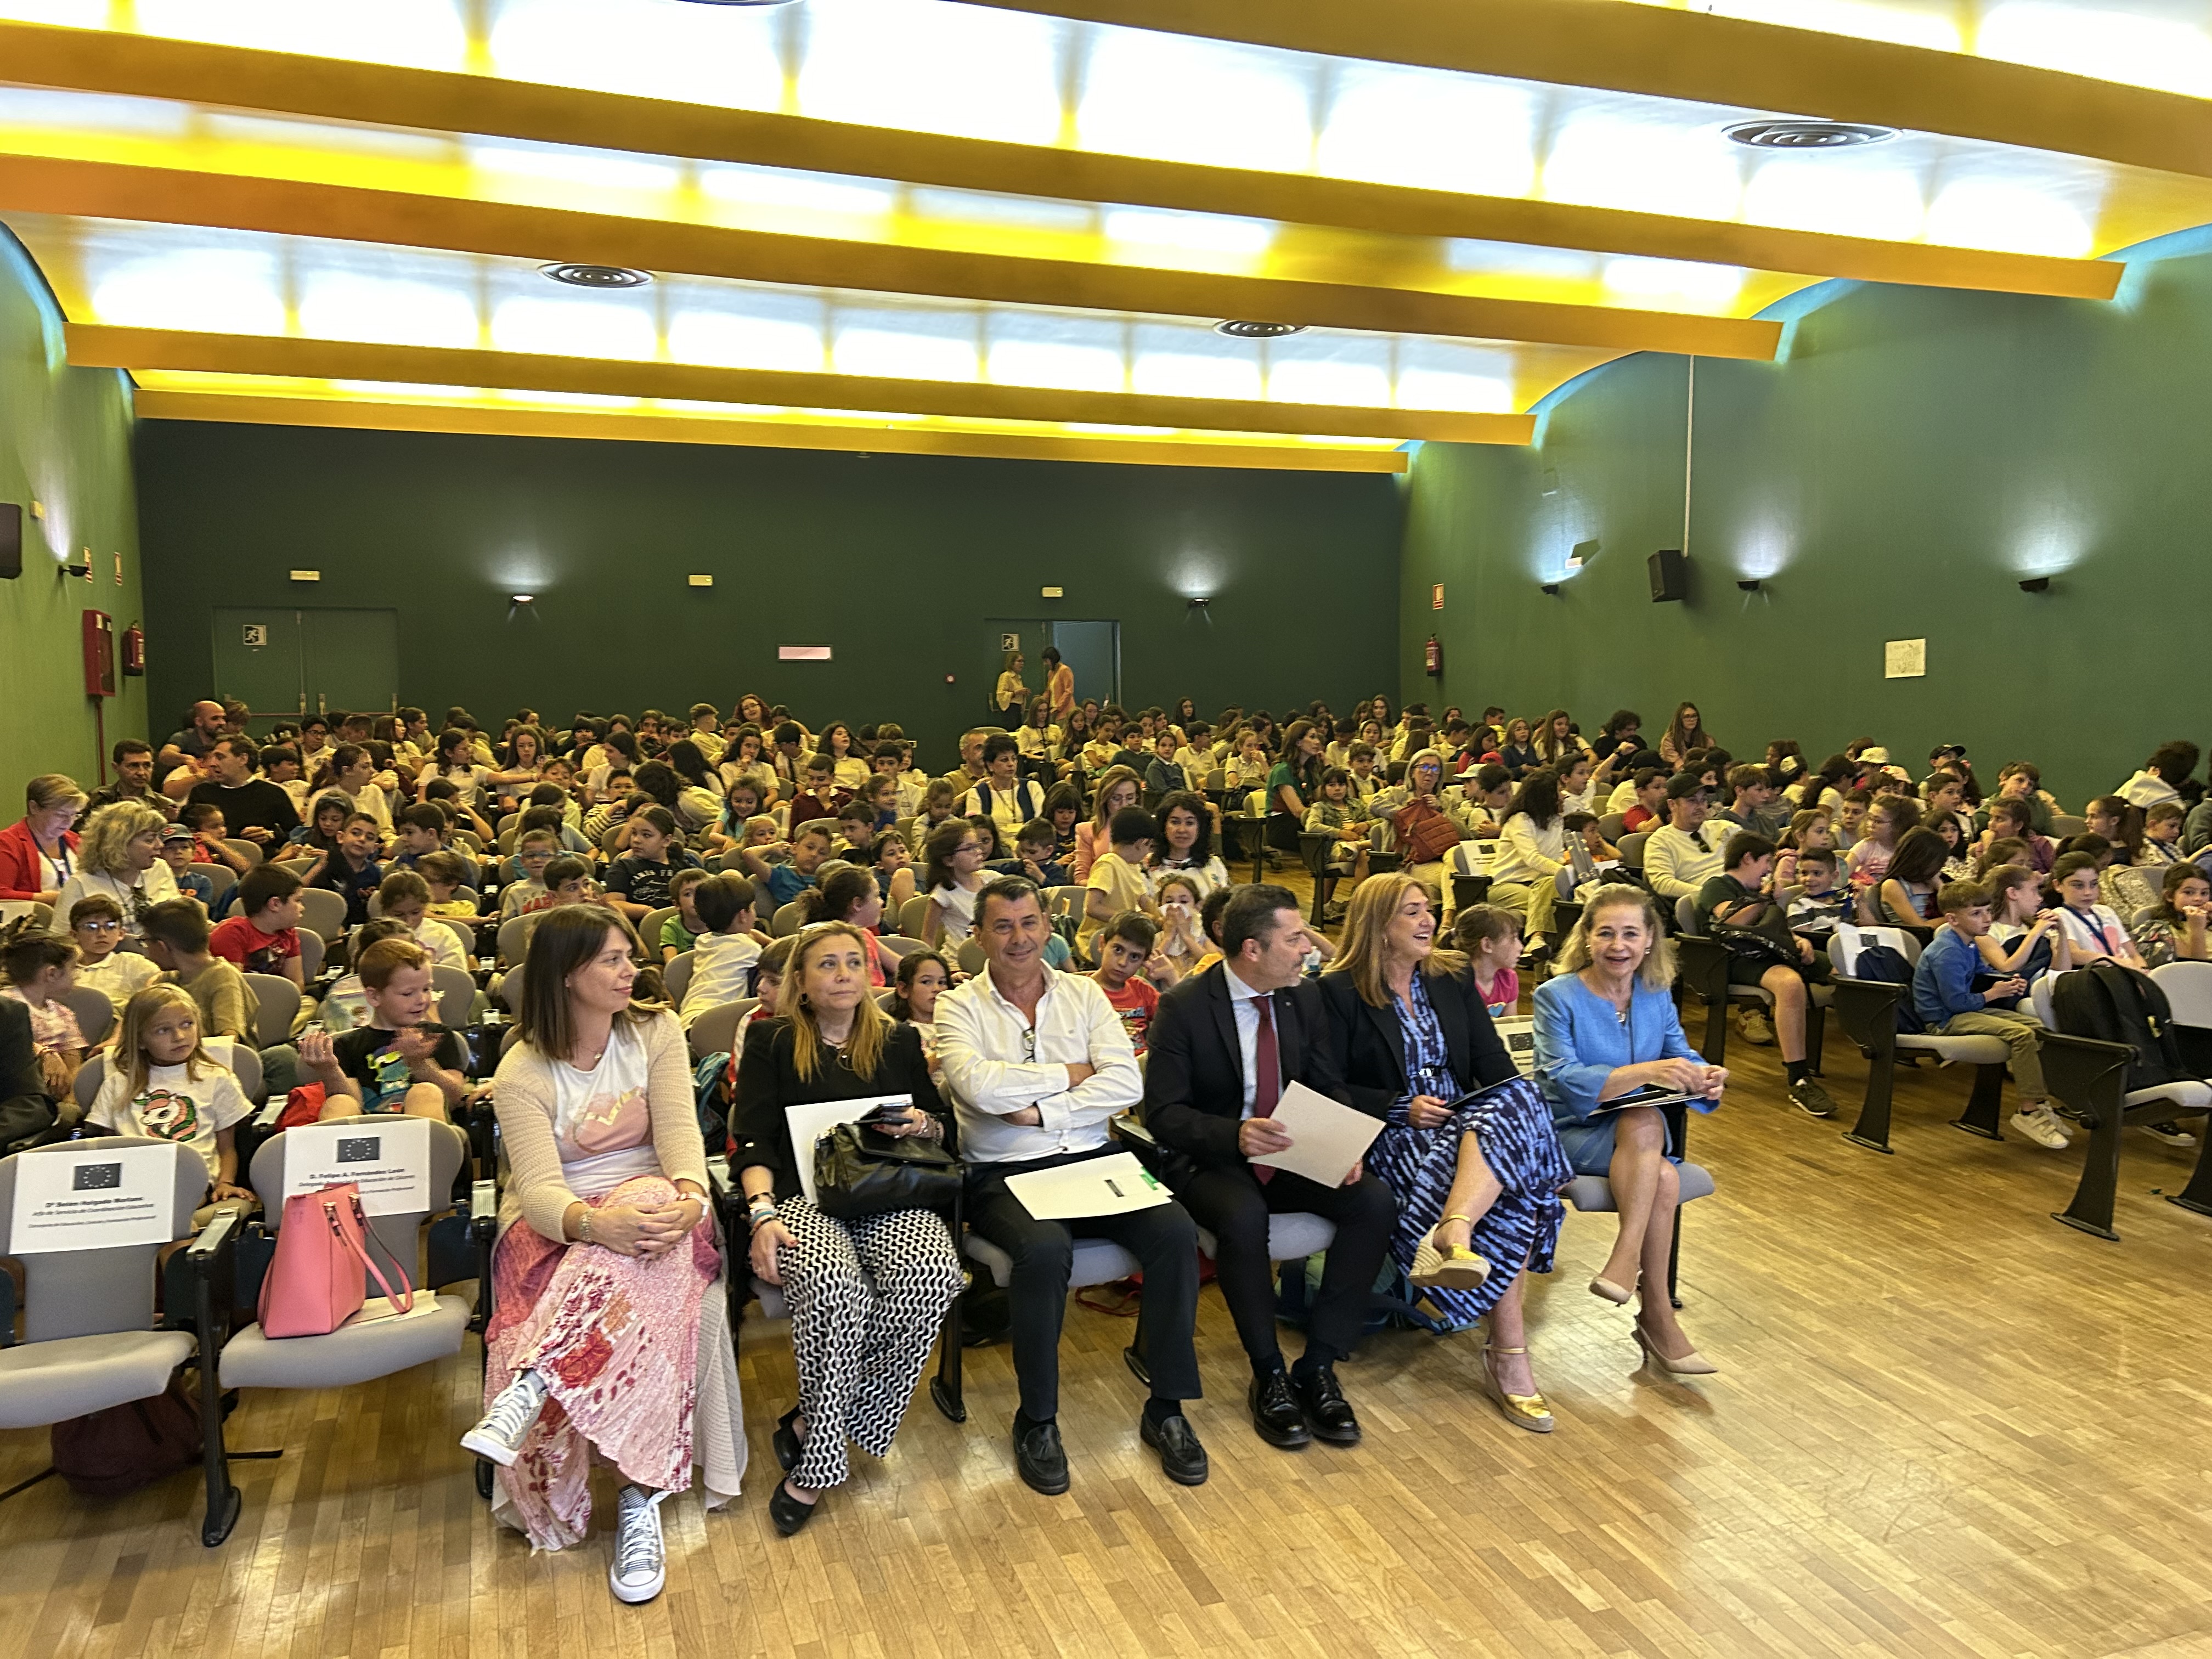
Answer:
[
  {"xmin": 0, "ymin": 504, "xmax": 19, "ymax": 580},
  {"xmin": 1648, "ymin": 547, "xmax": 1687, "ymax": 602}
]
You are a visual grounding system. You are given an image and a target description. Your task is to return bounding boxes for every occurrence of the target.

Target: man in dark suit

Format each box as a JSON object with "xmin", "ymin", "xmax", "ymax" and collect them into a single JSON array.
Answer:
[{"xmin": 1142, "ymin": 884, "xmax": 1396, "ymax": 1450}]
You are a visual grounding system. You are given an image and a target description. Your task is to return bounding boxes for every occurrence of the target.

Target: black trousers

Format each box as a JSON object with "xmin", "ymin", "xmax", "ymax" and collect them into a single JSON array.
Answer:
[
  {"xmin": 1173, "ymin": 1164, "xmax": 1396, "ymax": 1369},
  {"xmin": 968, "ymin": 1153, "xmax": 1203, "ymax": 1421}
]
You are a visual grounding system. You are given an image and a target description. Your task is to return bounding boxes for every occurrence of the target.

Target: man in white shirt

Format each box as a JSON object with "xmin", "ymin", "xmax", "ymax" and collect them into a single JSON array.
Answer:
[
  {"xmin": 937, "ymin": 876, "xmax": 1208, "ymax": 1496},
  {"xmin": 1644, "ymin": 774, "xmax": 1726, "ymax": 901},
  {"xmin": 1141, "ymin": 884, "xmax": 1391, "ymax": 1451}
]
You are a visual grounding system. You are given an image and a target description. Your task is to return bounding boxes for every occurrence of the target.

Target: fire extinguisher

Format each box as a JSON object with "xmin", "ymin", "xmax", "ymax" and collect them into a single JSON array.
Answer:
[{"xmin": 1424, "ymin": 633, "xmax": 1443, "ymax": 678}]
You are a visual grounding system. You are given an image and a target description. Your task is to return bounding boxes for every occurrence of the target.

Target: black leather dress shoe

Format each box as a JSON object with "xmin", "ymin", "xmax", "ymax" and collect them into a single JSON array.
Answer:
[
  {"xmin": 1293, "ymin": 1365, "xmax": 1362, "ymax": 1446},
  {"xmin": 1013, "ymin": 1416, "xmax": 1070, "ymax": 1496},
  {"xmin": 1248, "ymin": 1369, "xmax": 1312, "ymax": 1449},
  {"xmin": 1140, "ymin": 1410, "xmax": 1210, "ymax": 1486},
  {"xmin": 768, "ymin": 1479, "xmax": 820, "ymax": 1537}
]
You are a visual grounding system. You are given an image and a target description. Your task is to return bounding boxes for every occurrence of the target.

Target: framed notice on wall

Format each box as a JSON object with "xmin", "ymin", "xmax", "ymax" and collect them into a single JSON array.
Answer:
[{"xmin": 1883, "ymin": 639, "xmax": 1927, "ymax": 679}]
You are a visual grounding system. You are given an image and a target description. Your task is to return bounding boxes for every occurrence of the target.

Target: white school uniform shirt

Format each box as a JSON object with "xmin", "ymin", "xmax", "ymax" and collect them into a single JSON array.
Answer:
[
  {"xmin": 680, "ymin": 930, "xmax": 761, "ymax": 1024},
  {"xmin": 2056, "ymin": 904, "xmax": 2131, "ymax": 958},
  {"xmin": 935, "ymin": 968, "xmax": 1141, "ymax": 1164},
  {"xmin": 411, "ymin": 916, "xmax": 468, "ymax": 973}
]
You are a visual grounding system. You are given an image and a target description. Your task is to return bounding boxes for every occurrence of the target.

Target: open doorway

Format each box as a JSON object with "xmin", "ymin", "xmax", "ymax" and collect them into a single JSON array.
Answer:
[{"xmin": 983, "ymin": 618, "xmax": 1119, "ymax": 716}]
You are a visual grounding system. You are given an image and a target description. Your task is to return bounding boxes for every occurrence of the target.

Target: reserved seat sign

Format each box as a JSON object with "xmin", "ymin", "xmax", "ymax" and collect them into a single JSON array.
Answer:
[
  {"xmin": 9, "ymin": 1143, "xmax": 177, "ymax": 1254},
  {"xmin": 280, "ymin": 1118, "xmax": 435, "ymax": 1217}
]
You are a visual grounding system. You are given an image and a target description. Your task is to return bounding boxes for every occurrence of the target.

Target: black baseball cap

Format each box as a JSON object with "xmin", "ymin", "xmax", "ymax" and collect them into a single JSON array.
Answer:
[{"xmin": 1664, "ymin": 773, "xmax": 1709, "ymax": 801}]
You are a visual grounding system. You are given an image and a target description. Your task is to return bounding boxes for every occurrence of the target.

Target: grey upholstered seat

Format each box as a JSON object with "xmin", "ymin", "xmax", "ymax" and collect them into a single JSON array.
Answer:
[
  {"xmin": 1192, "ymin": 1211, "xmax": 1336, "ymax": 1261},
  {"xmin": 962, "ymin": 1233, "xmax": 1137, "ymax": 1289},
  {"xmin": 1565, "ymin": 1161, "xmax": 1717, "ymax": 1212}
]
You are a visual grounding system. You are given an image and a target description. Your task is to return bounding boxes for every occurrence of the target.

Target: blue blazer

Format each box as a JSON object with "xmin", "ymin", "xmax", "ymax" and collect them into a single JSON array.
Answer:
[{"xmin": 1531, "ymin": 974, "xmax": 1703, "ymax": 1131}]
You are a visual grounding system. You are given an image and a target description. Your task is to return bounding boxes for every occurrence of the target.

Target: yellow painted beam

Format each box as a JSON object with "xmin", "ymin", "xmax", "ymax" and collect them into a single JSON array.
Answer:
[
  {"xmin": 67, "ymin": 324, "xmax": 1537, "ymax": 444},
  {"xmin": 0, "ymin": 152, "xmax": 1781, "ymax": 358},
  {"xmin": 129, "ymin": 388, "xmax": 1411, "ymax": 472},
  {"xmin": 0, "ymin": 21, "xmax": 2120, "ymax": 300},
  {"xmin": 961, "ymin": 0, "xmax": 2212, "ymax": 182}
]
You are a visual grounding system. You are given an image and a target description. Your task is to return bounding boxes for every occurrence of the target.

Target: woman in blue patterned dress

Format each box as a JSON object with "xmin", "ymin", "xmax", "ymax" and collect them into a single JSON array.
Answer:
[
  {"xmin": 1315, "ymin": 872, "xmax": 1573, "ymax": 1433},
  {"xmin": 1533, "ymin": 884, "xmax": 1727, "ymax": 1376}
]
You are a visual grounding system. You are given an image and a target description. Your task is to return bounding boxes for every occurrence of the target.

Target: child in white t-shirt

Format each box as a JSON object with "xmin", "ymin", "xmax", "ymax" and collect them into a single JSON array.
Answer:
[
  {"xmin": 88, "ymin": 984, "xmax": 253, "ymax": 1204},
  {"xmin": 69, "ymin": 893, "xmax": 161, "ymax": 1015}
]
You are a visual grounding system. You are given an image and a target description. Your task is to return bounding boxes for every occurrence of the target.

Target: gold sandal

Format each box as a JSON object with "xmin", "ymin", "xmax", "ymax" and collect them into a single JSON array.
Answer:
[
  {"xmin": 1480, "ymin": 1344, "xmax": 1554, "ymax": 1433},
  {"xmin": 1409, "ymin": 1215, "xmax": 1490, "ymax": 1291}
]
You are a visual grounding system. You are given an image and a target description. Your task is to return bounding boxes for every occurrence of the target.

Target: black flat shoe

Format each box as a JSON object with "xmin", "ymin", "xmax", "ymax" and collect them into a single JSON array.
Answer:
[
  {"xmin": 772, "ymin": 1404, "xmax": 803, "ymax": 1474},
  {"xmin": 1293, "ymin": 1365, "xmax": 1362, "ymax": 1446},
  {"xmin": 1139, "ymin": 1410, "xmax": 1210, "ymax": 1487},
  {"xmin": 1013, "ymin": 1415, "xmax": 1069, "ymax": 1496},
  {"xmin": 767, "ymin": 1477, "xmax": 820, "ymax": 1537},
  {"xmin": 1248, "ymin": 1370, "xmax": 1311, "ymax": 1449}
]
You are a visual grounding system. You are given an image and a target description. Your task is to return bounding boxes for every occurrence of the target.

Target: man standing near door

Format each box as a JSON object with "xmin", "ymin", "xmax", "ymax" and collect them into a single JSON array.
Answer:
[{"xmin": 1043, "ymin": 646, "xmax": 1074, "ymax": 727}]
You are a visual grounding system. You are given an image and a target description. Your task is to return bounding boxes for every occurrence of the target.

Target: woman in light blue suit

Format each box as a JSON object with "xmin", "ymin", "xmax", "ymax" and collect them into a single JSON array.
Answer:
[{"xmin": 1533, "ymin": 884, "xmax": 1726, "ymax": 1375}]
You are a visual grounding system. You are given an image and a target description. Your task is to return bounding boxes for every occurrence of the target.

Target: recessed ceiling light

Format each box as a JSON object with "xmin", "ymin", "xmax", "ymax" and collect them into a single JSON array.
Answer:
[
  {"xmin": 540, "ymin": 263, "xmax": 653, "ymax": 289},
  {"xmin": 1213, "ymin": 320, "xmax": 1306, "ymax": 339},
  {"xmin": 1724, "ymin": 120, "xmax": 1898, "ymax": 150}
]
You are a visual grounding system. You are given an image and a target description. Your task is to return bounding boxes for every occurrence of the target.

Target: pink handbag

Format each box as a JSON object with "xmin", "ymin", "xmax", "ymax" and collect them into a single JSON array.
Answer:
[{"xmin": 258, "ymin": 1182, "xmax": 416, "ymax": 1339}]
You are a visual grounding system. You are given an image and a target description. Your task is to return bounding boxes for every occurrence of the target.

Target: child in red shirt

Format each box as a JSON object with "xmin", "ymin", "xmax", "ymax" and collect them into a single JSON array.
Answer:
[{"xmin": 1089, "ymin": 910, "xmax": 1173, "ymax": 1055}]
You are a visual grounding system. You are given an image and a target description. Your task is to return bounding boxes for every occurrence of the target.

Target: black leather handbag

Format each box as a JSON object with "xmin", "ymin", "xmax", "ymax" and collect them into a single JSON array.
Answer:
[{"xmin": 814, "ymin": 1121, "xmax": 961, "ymax": 1220}]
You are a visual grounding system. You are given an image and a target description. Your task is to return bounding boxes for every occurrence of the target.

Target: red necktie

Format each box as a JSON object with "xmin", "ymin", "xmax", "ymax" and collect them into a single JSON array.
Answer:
[{"xmin": 1251, "ymin": 995, "xmax": 1281, "ymax": 1182}]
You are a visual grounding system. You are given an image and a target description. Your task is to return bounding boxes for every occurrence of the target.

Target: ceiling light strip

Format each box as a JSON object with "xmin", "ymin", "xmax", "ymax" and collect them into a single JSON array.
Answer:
[
  {"xmin": 0, "ymin": 23, "xmax": 2120, "ymax": 300},
  {"xmin": 129, "ymin": 387, "xmax": 1412, "ymax": 472},
  {"xmin": 0, "ymin": 151, "xmax": 1783, "ymax": 357}
]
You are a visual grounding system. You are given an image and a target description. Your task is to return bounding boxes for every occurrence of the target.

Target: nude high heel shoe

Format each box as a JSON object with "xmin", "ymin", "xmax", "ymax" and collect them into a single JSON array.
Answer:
[
  {"xmin": 1587, "ymin": 1272, "xmax": 1635, "ymax": 1305},
  {"xmin": 1633, "ymin": 1321, "xmax": 1719, "ymax": 1376}
]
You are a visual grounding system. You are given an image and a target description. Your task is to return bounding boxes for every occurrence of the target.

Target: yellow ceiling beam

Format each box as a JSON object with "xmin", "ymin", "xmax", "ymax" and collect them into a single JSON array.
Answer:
[
  {"xmin": 0, "ymin": 151, "xmax": 1782, "ymax": 358},
  {"xmin": 961, "ymin": 0, "xmax": 2212, "ymax": 182},
  {"xmin": 129, "ymin": 387, "xmax": 1410, "ymax": 473},
  {"xmin": 67, "ymin": 324, "xmax": 1537, "ymax": 444},
  {"xmin": 0, "ymin": 21, "xmax": 2119, "ymax": 301}
]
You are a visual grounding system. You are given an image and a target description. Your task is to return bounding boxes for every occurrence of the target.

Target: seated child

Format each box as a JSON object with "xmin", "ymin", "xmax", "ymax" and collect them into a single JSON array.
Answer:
[
  {"xmin": 602, "ymin": 806, "xmax": 701, "ymax": 922},
  {"xmin": 307, "ymin": 936, "xmax": 465, "ymax": 1121},
  {"xmin": 160, "ymin": 821, "xmax": 217, "ymax": 909},
  {"xmin": 140, "ymin": 899, "xmax": 255, "ymax": 1046},
  {"xmin": 1, "ymin": 918, "xmax": 86, "ymax": 1098},
  {"xmin": 315, "ymin": 917, "xmax": 412, "ymax": 1034},
  {"xmin": 521, "ymin": 855, "xmax": 595, "ymax": 916},
  {"xmin": 388, "ymin": 801, "xmax": 450, "ymax": 870},
  {"xmin": 889, "ymin": 948, "xmax": 951, "ymax": 1075},
  {"xmin": 419, "ymin": 849, "xmax": 481, "ymax": 919},
  {"xmin": 2143, "ymin": 800, "xmax": 2186, "ymax": 867},
  {"xmin": 1090, "ymin": 910, "xmax": 1169, "ymax": 1054},
  {"xmin": 209, "ymin": 862, "xmax": 306, "ymax": 988},
  {"xmin": 1152, "ymin": 873, "xmax": 1207, "ymax": 972},
  {"xmin": 1910, "ymin": 879, "xmax": 2064, "ymax": 1150},
  {"xmin": 305, "ymin": 811, "xmax": 385, "ymax": 926},
  {"xmin": 378, "ymin": 867, "xmax": 470, "ymax": 972},
  {"xmin": 498, "ymin": 830, "xmax": 561, "ymax": 919},
  {"xmin": 1784, "ymin": 847, "xmax": 1853, "ymax": 941},
  {"xmin": 179, "ymin": 802, "xmax": 255, "ymax": 874},
  {"xmin": 1452, "ymin": 904, "xmax": 1522, "ymax": 1017},
  {"xmin": 1304, "ymin": 766, "xmax": 1372, "ymax": 883},
  {"xmin": 833, "ymin": 798, "xmax": 877, "ymax": 860},
  {"xmin": 1189, "ymin": 885, "xmax": 1235, "ymax": 977},
  {"xmin": 996, "ymin": 819, "xmax": 1071, "ymax": 889},
  {"xmin": 662, "ymin": 866, "xmax": 708, "ymax": 961},
  {"xmin": 752, "ymin": 820, "xmax": 833, "ymax": 910},
  {"xmin": 1080, "ymin": 807, "xmax": 1156, "ymax": 955},
  {"xmin": 679, "ymin": 872, "xmax": 765, "ymax": 1024},
  {"xmin": 70, "ymin": 893, "xmax": 161, "ymax": 1018},
  {"xmin": 87, "ymin": 985, "xmax": 253, "ymax": 1213}
]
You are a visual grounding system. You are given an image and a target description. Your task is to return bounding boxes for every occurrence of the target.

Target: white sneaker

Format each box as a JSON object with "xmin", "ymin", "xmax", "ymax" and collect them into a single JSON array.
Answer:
[
  {"xmin": 461, "ymin": 1369, "xmax": 548, "ymax": 1466},
  {"xmin": 610, "ymin": 1485, "xmax": 668, "ymax": 1604},
  {"xmin": 2010, "ymin": 1105, "xmax": 2071, "ymax": 1150}
]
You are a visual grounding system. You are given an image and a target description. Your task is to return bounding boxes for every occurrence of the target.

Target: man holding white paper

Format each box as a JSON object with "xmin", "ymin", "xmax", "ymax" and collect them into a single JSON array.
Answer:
[
  {"xmin": 936, "ymin": 877, "xmax": 1208, "ymax": 1497},
  {"xmin": 1142, "ymin": 884, "xmax": 1396, "ymax": 1452}
]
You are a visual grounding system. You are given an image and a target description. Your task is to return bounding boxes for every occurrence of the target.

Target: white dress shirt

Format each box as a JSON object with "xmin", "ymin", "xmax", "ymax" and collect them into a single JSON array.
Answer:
[
  {"xmin": 1217, "ymin": 963, "xmax": 1283, "ymax": 1120},
  {"xmin": 936, "ymin": 966, "xmax": 1142, "ymax": 1163}
]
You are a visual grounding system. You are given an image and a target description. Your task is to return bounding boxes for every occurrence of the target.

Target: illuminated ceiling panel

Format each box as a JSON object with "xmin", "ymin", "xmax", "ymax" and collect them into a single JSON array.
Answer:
[{"xmin": 0, "ymin": 0, "xmax": 2203, "ymax": 460}]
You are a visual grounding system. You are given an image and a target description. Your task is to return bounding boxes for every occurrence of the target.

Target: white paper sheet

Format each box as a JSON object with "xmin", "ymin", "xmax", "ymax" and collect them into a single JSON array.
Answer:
[
  {"xmin": 785, "ymin": 1094, "xmax": 913, "ymax": 1207},
  {"xmin": 1246, "ymin": 1081, "xmax": 1384, "ymax": 1189},
  {"xmin": 281, "ymin": 1117, "xmax": 433, "ymax": 1216},
  {"xmin": 1005, "ymin": 1151, "xmax": 1171, "ymax": 1221},
  {"xmin": 8, "ymin": 1142, "xmax": 178, "ymax": 1254}
]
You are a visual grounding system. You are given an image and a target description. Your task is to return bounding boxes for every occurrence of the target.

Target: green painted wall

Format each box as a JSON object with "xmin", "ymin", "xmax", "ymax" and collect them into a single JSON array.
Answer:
[
  {"xmin": 0, "ymin": 231, "xmax": 145, "ymax": 805},
  {"xmin": 1399, "ymin": 240, "xmax": 2212, "ymax": 808},
  {"xmin": 136, "ymin": 422, "xmax": 1403, "ymax": 767}
]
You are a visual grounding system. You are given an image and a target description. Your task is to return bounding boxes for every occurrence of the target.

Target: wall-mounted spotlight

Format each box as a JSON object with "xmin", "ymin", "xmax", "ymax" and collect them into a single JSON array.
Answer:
[
  {"xmin": 60, "ymin": 557, "xmax": 92, "ymax": 579},
  {"xmin": 2018, "ymin": 576, "xmax": 2051, "ymax": 593},
  {"xmin": 1540, "ymin": 583, "xmax": 1562, "ymax": 596},
  {"xmin": 1736, "ymin": 578, "xmax": 1763, "ymax": 591},
  {"xmin": 1186, "ymin": 596, "xmax": 1212, "ymax": 611},
  {"xmin": 511, "ymin": 593, "xmax": 536, "ymax": 605}
]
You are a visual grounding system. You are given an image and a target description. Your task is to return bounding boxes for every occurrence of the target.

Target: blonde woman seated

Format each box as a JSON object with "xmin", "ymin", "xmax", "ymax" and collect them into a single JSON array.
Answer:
[
  {"xmin": 1370, "ymin": 749, "xmax": 1481, "ymax": 894},
  {"xmin": 55, "ymin": 800, "xmax": 178, "ymax": 934},
  {"xmin": 1314, "ymin": 873, "xmax": 1574, "ymax": 1432},
  {"xmin": 464, "ymin": 905, "xmax": 744, "ymax": 1605},
  {"xmin": 1532, "ymin": 885, "xmax": 1726, "ymax": 1377},
  {"xmin": 734, "ymin": 922, "xmax": 962, "ymax": 1536}
]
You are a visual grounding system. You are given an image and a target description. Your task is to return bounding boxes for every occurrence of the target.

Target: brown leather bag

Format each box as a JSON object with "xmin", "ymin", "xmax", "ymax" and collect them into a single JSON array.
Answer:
[{"xmin": 1393, "ymin": 798, "xmax": 1461, "ymax": 865}]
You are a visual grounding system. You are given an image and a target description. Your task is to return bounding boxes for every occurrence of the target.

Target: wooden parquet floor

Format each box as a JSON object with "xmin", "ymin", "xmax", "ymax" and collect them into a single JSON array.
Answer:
[{"xmin": 8, "ymin": 885, "xmax": 2212, "ymax": 1659}]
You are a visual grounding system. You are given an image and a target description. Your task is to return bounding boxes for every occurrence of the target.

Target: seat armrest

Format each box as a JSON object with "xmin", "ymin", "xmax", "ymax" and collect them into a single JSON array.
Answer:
[
  {"xmin": 183, "ymin": 1206, "xmax": 241, "ymax": 1344},
  {"xmin": 1829, "ymin": 974, "xmax": 1903, "ymax": 1050},
  {"xmin": 2038, "ymin": 1031, "xmax": 2134, "ymax": 1124}
]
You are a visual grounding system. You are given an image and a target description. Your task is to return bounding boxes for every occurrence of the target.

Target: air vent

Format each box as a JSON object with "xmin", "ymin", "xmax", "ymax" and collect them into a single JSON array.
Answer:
[
  {"xmin": 1724, "ymin": 120, "xmax": 1897, "ymax": 149},
  {"xmin": 1213, "ymin": 320, "xmax": 1306, "ymax": 339},
  {"xmin": 540, "ymin": 263, "xmax": 653, "ymax": 289}
]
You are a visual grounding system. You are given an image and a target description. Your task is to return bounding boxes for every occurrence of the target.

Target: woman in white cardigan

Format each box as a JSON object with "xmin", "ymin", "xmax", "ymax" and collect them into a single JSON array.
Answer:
[
  {"xmin": 464, "ymin": 904, "xmax": 744, "ymax": 1604},
  {"xmin": 1486, "ymin": 769, "xmax": 1571, "ymax": 951},
  {"xmin": 55, "ymin": 800, "xmax": 178, "ymax": 934}
]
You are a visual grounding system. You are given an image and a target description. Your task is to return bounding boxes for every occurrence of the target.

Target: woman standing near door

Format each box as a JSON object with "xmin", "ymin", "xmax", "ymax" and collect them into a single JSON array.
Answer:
[
  {"xmin": 1043, "ymin": 646, "xmax": 1075, "ymax": 726},
  {"xmin": 995, "ymin": 651, "xmax": 1029, "ymax": 719}
]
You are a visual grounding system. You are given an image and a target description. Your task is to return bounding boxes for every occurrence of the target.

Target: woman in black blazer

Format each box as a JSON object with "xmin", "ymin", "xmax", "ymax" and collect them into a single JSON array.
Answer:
[
  {"xmin": 732, "ymin": 922, "xmax": 962, "ymax": 1534},
  {"xmin": 1315, "ymin": 873, "xmax": 1573, "ymax": 1433}
]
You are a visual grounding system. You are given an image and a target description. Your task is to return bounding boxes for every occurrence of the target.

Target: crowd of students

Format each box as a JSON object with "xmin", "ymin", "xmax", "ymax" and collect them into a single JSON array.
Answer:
[{"xmin": 3, "ymin": 692, "xmax": 2205, "ymax": 1603}]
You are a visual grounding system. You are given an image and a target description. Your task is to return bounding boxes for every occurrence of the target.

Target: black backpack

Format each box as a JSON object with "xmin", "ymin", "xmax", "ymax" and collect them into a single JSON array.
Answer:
[{"xmin": 2050, "ymin": 962, "xmax": 2192, "ymax": 1092}]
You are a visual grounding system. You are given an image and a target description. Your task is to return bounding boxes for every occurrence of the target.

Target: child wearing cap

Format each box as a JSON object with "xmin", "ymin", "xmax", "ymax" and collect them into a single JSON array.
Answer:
[{"xmin": 159, "ymin": 822, "xmax": 216, "ymax": 908}]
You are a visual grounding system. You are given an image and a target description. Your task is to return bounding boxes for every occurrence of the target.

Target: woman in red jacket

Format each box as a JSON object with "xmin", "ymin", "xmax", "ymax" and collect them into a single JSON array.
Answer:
[{"xmin": 0, "ymin": 774, "xmax": 87, "ymax": 905}]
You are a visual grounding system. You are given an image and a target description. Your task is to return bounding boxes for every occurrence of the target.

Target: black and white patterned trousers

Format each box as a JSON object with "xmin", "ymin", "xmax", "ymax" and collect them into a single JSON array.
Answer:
[{"xmin": 774, "ymin": 1196, "xmax": 964, "ymax": 1491}]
